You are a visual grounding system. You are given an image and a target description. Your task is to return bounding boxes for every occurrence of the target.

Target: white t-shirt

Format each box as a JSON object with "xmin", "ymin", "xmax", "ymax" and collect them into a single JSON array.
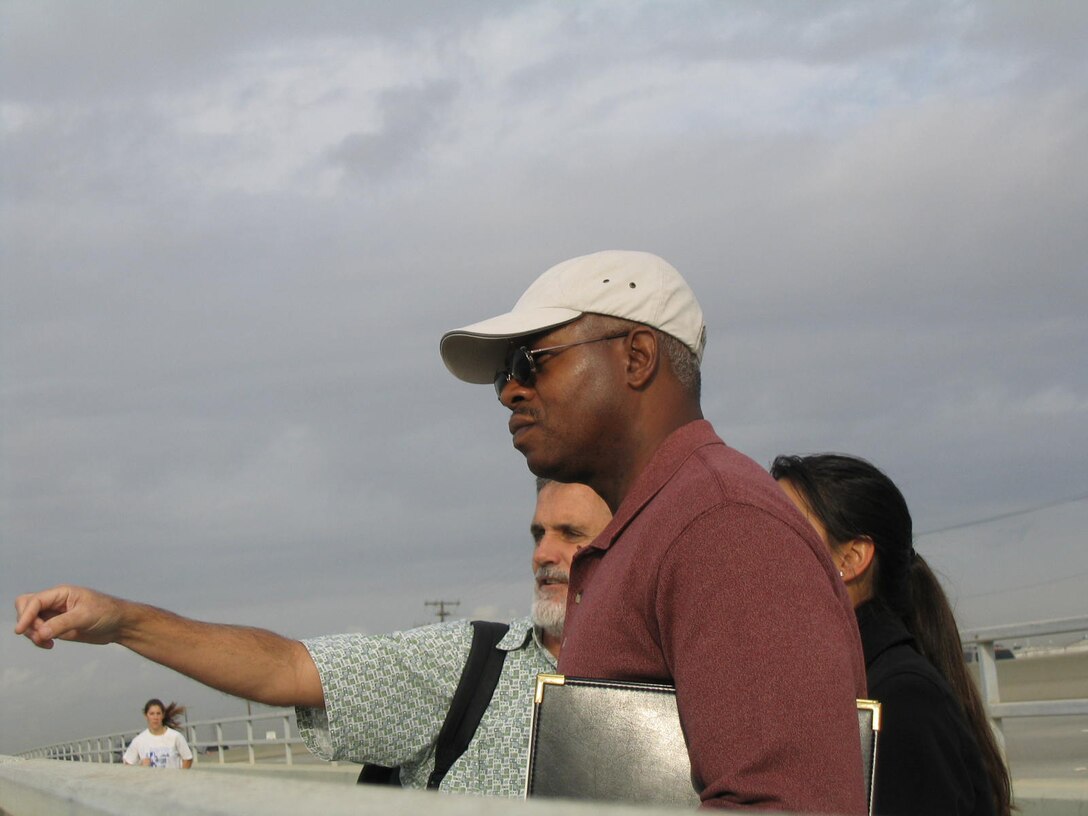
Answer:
[{"xmin": 123, "ymin": 727, "xmax": 193, "ymax": 768}]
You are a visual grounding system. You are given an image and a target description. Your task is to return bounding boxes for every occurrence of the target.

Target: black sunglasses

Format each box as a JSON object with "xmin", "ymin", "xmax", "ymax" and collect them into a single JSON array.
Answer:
[{"xmin": 494, "ymin": 332, "xmax": 629, "ymax": 399}]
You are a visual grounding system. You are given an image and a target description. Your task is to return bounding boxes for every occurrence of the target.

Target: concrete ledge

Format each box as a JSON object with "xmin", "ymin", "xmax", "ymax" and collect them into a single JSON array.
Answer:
[
  {"xmin": 4, "ymin": 756, "xmax": 1085, "ymax": 816},
  {"xmin": 1015, "ymin": 800, "xmax": 1088, "ymax": 816},
  {"xmin": 193, "ymin": 760, "xmax": 360, "ymax": 784},
  {"xmin": 1015, "ymin": 779, "xmax": 1088, "ymax": 816},
  {"xmin": 0, "ymin": 756, "xmax": 696, "ymax": 816}
]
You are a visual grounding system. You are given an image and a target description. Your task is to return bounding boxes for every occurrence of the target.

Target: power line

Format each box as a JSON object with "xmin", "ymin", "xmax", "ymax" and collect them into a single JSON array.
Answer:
[
  {"xmin": 916, "ymin": 492, "xmax": 1088, "ymax": 538},
  {"xmin": 958, "ymin": 569, "xmax": 1088, "ymax": 600}
]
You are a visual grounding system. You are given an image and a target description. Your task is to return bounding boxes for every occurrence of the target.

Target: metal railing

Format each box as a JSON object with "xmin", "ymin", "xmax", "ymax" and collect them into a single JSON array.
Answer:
[
  {"xmin": 183, "ymin": 709, "xmax": 303, "ymax": 765},
  {"xmin": 17, "ymin": 616, "xmax": 1088, "ymax": 767},
  {"xmin": 17, "ymin": 707, "xmax": 306, "ymax": 766},
  {"xmin": 960, "ymin": 614, "xmax": 1088, "ymax": 751}
]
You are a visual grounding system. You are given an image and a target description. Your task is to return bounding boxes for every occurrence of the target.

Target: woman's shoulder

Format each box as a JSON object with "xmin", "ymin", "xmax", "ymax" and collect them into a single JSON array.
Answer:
[
  {"xmin": 868, "ymin": 642, "xmax": 952, "ymax": 704},
  {"xmin": 868, "ymin": 643, "xmax": 979, "ymax": 759},
  {"xmin": 858, "ymin": 603, "xmax": 951, "ymax": 702}
]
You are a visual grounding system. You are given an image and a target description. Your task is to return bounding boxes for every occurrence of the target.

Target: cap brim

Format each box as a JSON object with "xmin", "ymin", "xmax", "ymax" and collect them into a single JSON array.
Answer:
[{"xmin": 440, "ymin": 307, "xmax": 581, "ymax": 384}]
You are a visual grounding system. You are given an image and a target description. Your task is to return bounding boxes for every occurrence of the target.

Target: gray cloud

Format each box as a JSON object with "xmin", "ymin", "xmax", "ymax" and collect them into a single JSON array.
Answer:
[
  {"xmin": 2, "ymin": 0, "xmax": 1086, "ymax": 753},
  {"xmin": 328, "ymin": 81, "xmax": 459, "ymax": 183}
]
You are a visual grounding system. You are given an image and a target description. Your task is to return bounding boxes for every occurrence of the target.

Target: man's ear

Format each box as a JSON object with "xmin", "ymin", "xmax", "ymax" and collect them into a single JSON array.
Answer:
[
  {"xmin": 625, "ymin": 327, "xmax": 658, "ymax": 389},
  {"xmin": 838, "ymin": 536, "xmax": 876, "ymax": 583}
]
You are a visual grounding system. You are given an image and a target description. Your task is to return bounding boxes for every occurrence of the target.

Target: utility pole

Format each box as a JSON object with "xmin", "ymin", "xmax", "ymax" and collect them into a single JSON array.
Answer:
[{"xmin": 425, "ymin": 599, "xmax": 460, "ymax": 623}]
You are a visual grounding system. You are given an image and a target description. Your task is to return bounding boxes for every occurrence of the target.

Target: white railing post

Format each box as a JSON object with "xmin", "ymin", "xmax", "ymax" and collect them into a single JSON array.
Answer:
[
  {"xmin": 974, "ymin": 638, "xmax": 1007, "ymax": 756},
  {"xmin": 185, "ymin": 724, "xmax": 198, "ymax": 765},
  {"xmin": 246, "ymin": 718, "xmax": 255, "ymax": 764},
  {"xmin": 215, "ymin": 723, "xmax": 225, "ymax": 765},
  {"xmin": 282, "ymin": 714, "xmax": 293, "ymax": 766}
]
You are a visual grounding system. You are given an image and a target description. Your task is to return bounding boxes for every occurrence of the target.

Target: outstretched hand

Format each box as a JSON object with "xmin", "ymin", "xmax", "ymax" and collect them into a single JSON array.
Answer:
[
  {"xmin": 15, "ymin": 584, "xmax": 324, "ymax": 707},
  {"xmin": 14, "ymin": 585, "xmax": 125, "ymax": 649}
]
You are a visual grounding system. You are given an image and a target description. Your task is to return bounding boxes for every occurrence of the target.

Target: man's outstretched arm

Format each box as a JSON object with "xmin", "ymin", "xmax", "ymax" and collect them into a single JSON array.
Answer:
[{"xmin": 14, "ymin": 585, "xmax": 324, "ymax": 708}]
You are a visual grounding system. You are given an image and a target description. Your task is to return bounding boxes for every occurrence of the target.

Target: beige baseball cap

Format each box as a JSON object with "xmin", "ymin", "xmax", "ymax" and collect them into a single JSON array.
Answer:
[{"xmin": 440, "ymin": 250, "xmax": 707, "ymax": 384}]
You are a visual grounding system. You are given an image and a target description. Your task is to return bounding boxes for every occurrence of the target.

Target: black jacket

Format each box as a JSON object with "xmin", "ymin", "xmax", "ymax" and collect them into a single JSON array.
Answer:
[{"xmin": 859, "ymin": 601, "xmax": 996, "ymax": 816}]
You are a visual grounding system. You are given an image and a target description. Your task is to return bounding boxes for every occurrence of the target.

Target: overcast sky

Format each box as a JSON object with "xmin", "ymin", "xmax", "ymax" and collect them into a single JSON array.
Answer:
[{"xmin": 2, "ymin": 0, "xmax": 1086, "ymax": 755}]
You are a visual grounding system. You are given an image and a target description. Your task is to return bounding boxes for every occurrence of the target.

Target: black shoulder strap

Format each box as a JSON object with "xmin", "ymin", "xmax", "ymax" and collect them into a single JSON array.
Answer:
[{"xmin": 425, "ymin": 620, "xmax": 510, "ymax": 790}]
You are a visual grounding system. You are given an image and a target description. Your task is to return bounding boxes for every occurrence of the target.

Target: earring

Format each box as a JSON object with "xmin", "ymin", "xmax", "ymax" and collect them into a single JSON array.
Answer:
[{"xmin": 838, "ymin": 569, "xmax": 845, "ymax": 578}]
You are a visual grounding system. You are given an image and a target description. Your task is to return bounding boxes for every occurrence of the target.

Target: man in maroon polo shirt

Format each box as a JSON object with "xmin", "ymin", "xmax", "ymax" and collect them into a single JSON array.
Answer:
[{"xmin": 440, "ymin": 250, "xmax": 868, "ymax": 813}]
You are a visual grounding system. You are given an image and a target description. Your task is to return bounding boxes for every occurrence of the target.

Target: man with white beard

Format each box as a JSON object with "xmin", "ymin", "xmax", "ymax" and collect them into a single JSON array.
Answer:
[
  {"xmin": 529, "ymin": 478, "xmax": 610, "ymax": 659},
  {"xmin": 15, "ymin": 479, "xmax": 611, "ymax": 797},
  {"xmin": 302, "ymin": 477, "xmax": 610, "ymax": 793}
]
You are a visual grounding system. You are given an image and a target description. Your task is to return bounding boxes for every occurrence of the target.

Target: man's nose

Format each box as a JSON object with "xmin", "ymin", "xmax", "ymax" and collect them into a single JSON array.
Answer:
[
  {"xmin": 533, "ymin": 534, "xmax": 567, "ymax": 569},
  {"xmin": 498, "ymin": 377, "xmax": 531, "ymax": 408}
]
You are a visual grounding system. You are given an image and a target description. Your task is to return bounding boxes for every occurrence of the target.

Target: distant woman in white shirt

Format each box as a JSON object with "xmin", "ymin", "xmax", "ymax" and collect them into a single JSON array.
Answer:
[{"xmin": 123, "ymin": 698, "xmax": 193, "ymax": 769}]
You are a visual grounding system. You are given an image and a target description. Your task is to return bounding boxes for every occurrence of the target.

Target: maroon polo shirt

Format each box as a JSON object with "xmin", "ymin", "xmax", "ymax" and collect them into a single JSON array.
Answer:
[{"xmin": 558, "ymin": 420, "xmax": 868, "ymax": 813}]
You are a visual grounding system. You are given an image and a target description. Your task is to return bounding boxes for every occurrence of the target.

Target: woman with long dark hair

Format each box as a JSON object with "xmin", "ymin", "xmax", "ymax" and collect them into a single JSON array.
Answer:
[
  {"xmin": 771, "ymin": 453, "xmax": 1010, "ymax": 816},
  {"xmin": 123, "ymin": 698, "xmax": 193, "ymax": 769}
]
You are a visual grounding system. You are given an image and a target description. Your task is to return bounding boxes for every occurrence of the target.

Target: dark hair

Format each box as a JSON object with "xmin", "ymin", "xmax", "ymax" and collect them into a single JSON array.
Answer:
[
  {"xmin": 143, "ymin": 698, "xmax": 187, "ymax": 731},
  {"xmin": 769, "ymin": 453, "xmax": 1011, "ymax": 816}
]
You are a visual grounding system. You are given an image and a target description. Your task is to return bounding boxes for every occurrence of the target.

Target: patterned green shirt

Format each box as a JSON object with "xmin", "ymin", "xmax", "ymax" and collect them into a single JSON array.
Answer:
[{"xmin": 296, "ymin": 616, "xmax": 555, "ymax": 796}]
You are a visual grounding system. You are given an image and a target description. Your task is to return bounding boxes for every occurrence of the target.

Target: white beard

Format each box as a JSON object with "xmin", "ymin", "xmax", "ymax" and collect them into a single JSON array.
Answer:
[
  {"xmin": 531, "ymin": 564, "xmax": 568, "ymax": 639},
  {"xmin": 531, "ymin": 593, "xmax": 566, "ymax": 639}
]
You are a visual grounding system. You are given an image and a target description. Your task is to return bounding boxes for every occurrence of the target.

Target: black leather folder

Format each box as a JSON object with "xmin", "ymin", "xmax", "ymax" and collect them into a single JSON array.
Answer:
[
  {"xmin": 525, "ymin": 673, "xmax": 701, "ymax": 807},
  {"xmin": 525, "ymin": 673, "xmax": 881, "ymax": 813}
]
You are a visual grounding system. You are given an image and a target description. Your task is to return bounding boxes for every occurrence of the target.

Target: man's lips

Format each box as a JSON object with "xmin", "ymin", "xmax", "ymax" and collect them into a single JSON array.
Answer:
[
  {"xmin": 535, "ymin": 566, "xmax": 569, "ymax": 590},
  {"xmin": 508, "ymin": 412, "xmax": 535, "ymax": 440}
]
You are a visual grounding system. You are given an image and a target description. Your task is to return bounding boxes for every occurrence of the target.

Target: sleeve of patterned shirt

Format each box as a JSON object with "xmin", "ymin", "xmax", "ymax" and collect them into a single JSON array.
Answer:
[{"xmin": 295, "ymin": 616, "xmax": 553, "ymax": 795}]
